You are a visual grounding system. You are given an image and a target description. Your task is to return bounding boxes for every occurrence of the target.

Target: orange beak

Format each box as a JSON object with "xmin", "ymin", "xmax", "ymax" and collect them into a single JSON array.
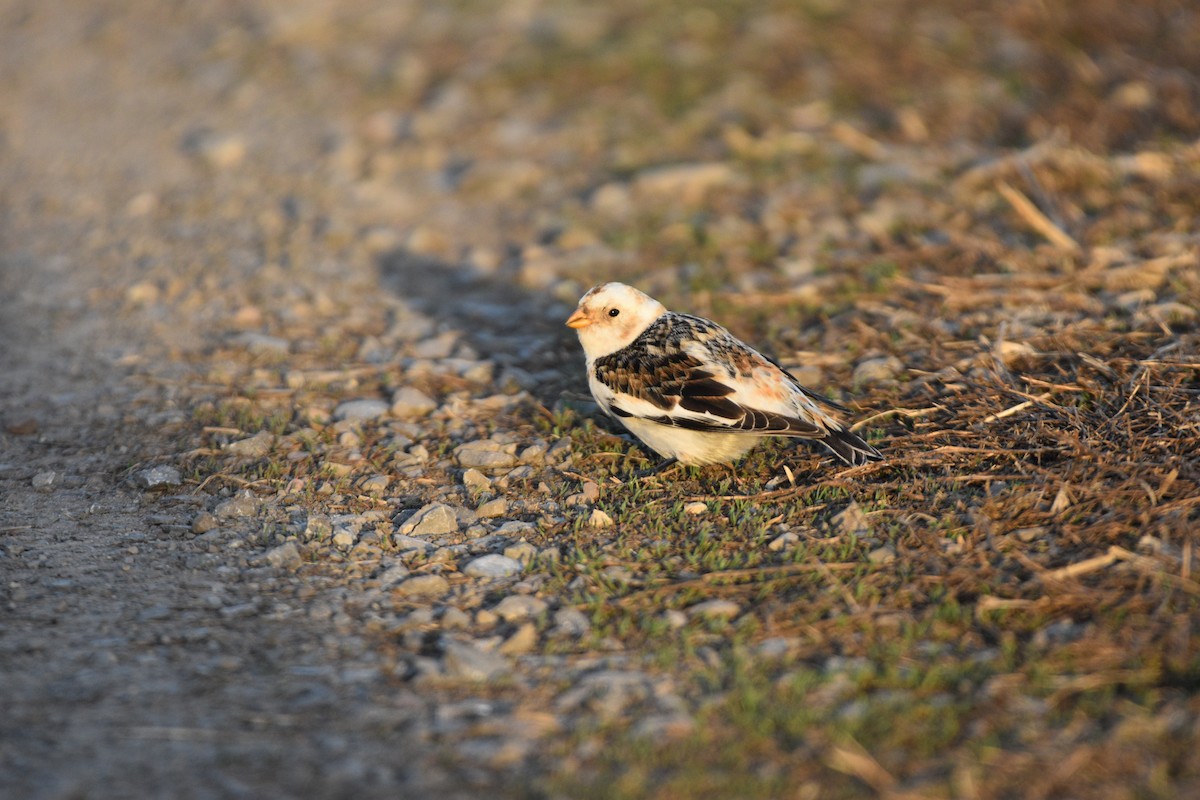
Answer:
[{"xmin": 565, "ymin": 308, "xmax": 591, "ymax": 329}]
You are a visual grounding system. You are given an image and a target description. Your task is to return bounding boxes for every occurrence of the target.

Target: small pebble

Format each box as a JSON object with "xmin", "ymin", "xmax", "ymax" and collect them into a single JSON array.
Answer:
[
  {"xmin": 133, "ymin": 465, "xmax": 183, "ymax": 489},
  {"xmin": 214, "ymin": 492, "xmax": 258, "ymax": 520},
  {"xmin": 223, "ymin": 432, "xmax": 274, "ymax": 458},
  {"xmin": 476, "ymin": 497, "xmax": 508, "ymax": 518},
  {"xmin": 455, "ymin": 441, "xmax": 518, "ymax": 470},
  {"xmin": 552, "ymin": 608, "xmax": 590, "ymax": 637},
  {"xmin": 684, "ymin": 501, "xmax": 708, "ymax": 515},
  {"xmin": 402, "ymin": 503, "xmax": 460, "ymax": 536},
  {"xmin": 492, "ymin": 595, "xmax": 547, "ymax": 622},
  {"xmin": 32, "ymin": 471, "xmax": 56, "ymax": 492},
  {"xmin": 687, "ymin": 599, "xmax": 741, "ymax": 620},
  {"xmin": 263, "ymin": 542, "xmax": 302, "ymax": 569},
  {"xmin": 462, "ymin": 468, "xmax": 491, "ymax": 493},
  {"xmin": 587, "ymin": 509, "xmax": 614, "ymax": 528},
  {"xmin": 391, "ymin": 387, "xmax": 437, "ymax": 419},
  {"xmin": 191, "ymin": 512, "xmax": 218, "ymax": 534},
  {"xmin": 463, "ymin": 554, "xmax": 522, "ymax": 579},
  {"xmin": 498, "ymin": 623, "xmax": 538, "ymax": 656},
  {"xmin": 442, "ymin": 640, "xmax": 510, "ymax": 682},
  {"xmin": 394, "ymin": 574, "xmax": 451, "ymax": 599},
  {"xmin": 333, "ymin": 398, "xmax": 390, "ymax": 422},
  {"xmin": 868, "ymin": 544, "xmax": 897, "ymax": 564}
]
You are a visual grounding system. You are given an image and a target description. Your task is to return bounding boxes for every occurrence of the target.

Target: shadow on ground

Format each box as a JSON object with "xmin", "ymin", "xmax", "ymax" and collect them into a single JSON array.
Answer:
[{"xmin": 378, "ymin": 249, "xmax": 589, "ymax": 409}]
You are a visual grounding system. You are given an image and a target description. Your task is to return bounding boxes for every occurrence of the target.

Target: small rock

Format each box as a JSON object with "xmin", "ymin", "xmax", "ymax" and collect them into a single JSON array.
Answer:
[
  {"xmin": 768, "ymin": 530, "xmax": 800, "ymax": 552},
  {"xmin": 552, "ymin": 607, "xmax": 590, "ymax": 637},
  {"xmin": 994, "ymin": 341, "xmax": 1037, "ymax": 368},
  {"xmin": 376, "ymin": 563, "xmax": 412, "ymax": 587},
  {"xmin": 633, "ymin": 161, "xmax": 738, "ymax": 203},
  {"xmin": 463, "ymin": 554, "xmax": 522, "ymax": 579},
  {"xmin": 1014, "ymin": 526, "xmax": 1045, "ymax": 543},
  {"xmin": 133, "ymin": 465, "xmax": 183, "ymax": 489},
  {"xmin": 231, "ymin": 332, "xmax": 289, "ymax": 355},
  {"xmin": 442, "ymin": 640, "xmax": 511, "ymax": 682},
  {"xmin": 394, "ymin": 574, "xmax": 451, "ymax": 599},
  {"xmin": 498, "ymin": 623, "xmax": 538, "ymax": 656},
  {"xmin": 263, "ymin": 542, "xmax": 302, "ymax": 569},
  {"xmin": 476, "ymin": 497, "xmax": 508, "ymax": 518},
  {"xmin": 31, "ymin": 471, "xmax": 56, "ymax": 492},
  {"xmin": 853, "ymin": 356, "xmax": 904, "ymax": 385},
  {"xmin": 519, "ymin": 443, "xmax": 547, "ymax": 464},
  {"xmin": 331, "ymin": 529, "xmax": 357, "ymax": 549},
  {"xmin": 833, "ymin": 501, "xmax": 870, "ymax": 536},
  {"xmin": 359, "ymin": 474, "xmax": 389, "ymax": 495},
  {"xmin": 687, "ymin": 599, "xmax": 741, "ymax": 620},
  {"xmin": 503, "ymin": 541, "xmax": 538, "ymax": 565},
  {"xmin": 402, "ymin": 503, "xmax": 460, "ymax": 536},
  {"xmin": 662, "ymin": 610, "xmax": 688, "ymax": 629},
  {"xmin": 587, "ymin": 509, "xmax": 614, "ymax": 528},
  {"xmin": 441, "ymin": 606, "xmax": 471, "ymax": 629},
  {"xmin": 183, "ymin": 130, "xmax": 246, "ymax": 169},
  {"xmin": 303, "ymin": 515, "xmax": 332, "ymax": 541},
  {"xmin": 455, "ymin": 441, "xmax": 518, "ymax": 470},
  {"xmin": 333, "ymin": 398, "xmax": 390, "ymax": 422},
  {"xmin": 684, "ymin": 501, "xmax": 708, "ymax": 515},
  {"xmin": 224, "ymin": 432, "xmax": 275, "ymax": 458},
  {"xmin": 492, "ymin": 595, "xmax": 548, "ymax": 622},
  {"xmin": 214, "ymin": 492, "xmax": 258, "ymax": 520},
  {"xmin": 191, "ymin": 512, "xmax": 218, "ymax": 535},
  {"xmin": 493, "ymin": 520, "xmax": 536, "ymax": 537},
  {"xmin": 867, "ymin": 544, "xmax": 897, "ymax": 564},
  {"xmin": 390, "ymin": 387, "xmax": 437, "ymax": 419},
  {"xmin": 462, "ymin": 468, "xmax": 491, "ymax": 493}
]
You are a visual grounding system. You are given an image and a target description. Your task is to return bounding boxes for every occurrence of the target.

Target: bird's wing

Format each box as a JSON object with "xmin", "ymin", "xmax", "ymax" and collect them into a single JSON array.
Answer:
[{"xmin": 591, "ymin": 313, "xmax": 827, "ymax": 438}]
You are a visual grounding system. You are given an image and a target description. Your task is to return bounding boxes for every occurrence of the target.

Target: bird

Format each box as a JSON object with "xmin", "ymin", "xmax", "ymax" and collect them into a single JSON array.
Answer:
[{"xmin": 565, "ymin": 281, "xmax": 883, "ymax": 471}]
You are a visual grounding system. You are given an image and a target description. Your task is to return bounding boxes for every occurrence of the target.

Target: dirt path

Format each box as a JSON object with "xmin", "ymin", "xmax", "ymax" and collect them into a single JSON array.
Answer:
[{"xmin": 0, "ymin": 5, "xmax": 457, "ymax": 797}]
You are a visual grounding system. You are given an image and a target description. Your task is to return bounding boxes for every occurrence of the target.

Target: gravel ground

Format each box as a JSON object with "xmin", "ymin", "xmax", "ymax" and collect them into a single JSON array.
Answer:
[{"xmin": 3, "ymin": 2, "xmax": 1199, "ymax": 798}]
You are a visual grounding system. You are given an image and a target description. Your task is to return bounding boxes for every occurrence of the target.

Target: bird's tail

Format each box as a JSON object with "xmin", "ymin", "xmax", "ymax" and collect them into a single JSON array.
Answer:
[{"xmin": 821, "ymin": 426, "xmax": 884, "ymax": 466}]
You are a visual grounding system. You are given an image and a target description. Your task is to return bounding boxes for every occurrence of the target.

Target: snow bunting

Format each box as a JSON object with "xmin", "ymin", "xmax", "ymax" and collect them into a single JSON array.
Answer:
[{"xmin": 566, "ymin": 282, "xmax": 883, "ymax": 468}]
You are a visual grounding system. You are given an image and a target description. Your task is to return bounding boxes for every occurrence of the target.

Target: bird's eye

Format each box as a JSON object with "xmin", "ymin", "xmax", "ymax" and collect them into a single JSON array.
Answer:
[{"xmin": 608, "ymin": 308, "xmax": 620, "ymax": 317}]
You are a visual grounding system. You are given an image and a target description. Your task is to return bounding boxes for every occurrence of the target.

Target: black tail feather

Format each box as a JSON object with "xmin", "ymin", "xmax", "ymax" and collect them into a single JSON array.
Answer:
[{"xmin": 820, "ymin": 426, "xmax": 884, "ymax": 466}]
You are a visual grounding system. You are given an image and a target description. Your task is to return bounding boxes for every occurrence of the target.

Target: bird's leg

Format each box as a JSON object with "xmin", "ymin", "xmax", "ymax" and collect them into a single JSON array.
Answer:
[{"xmin": 631, "ymin": 457, "xmax": 679, "ymax": 479}]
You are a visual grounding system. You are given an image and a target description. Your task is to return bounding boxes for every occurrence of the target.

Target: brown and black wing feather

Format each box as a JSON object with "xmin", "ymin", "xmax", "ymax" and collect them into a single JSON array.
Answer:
[{"xmin": 593, "ymin": 314, "xmax": 823, "ymax": 437}]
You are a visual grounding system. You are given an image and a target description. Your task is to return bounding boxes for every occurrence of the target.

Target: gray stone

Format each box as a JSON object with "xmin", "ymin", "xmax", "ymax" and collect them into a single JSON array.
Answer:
[
  {"xmin": 402, "ymin": 503, "xmax": 460, "ymax": 536},
  {"xmin": 502, "ymin": 541, "xmax": 538, "ymax": 565},
  {"xmin": 331, "ymin": 528, "xmax": 357, "ymax": 549},
  {"xmin": 31, "ymin": 471, "xmax": 56, "ymax": 491},
  {"xmin": 359, "ymin": 474, "xmax": 389, "ymax": 495},
  {"xmin": 853, "ymin": 356, "xmax": 904, "ymax": 385},
  {"xmin": 214, "ymin": 492, "xmax": 258, "ymax": 519},
  {"xmin": 394, "ymin": 574, "xmax": 450, "ymax": 599},
  {"xmin": 454, "ymin": 441, "xmax": 518, "ymax": 470},
  {"xmin": 463, "ymin": 554, "xmax": 522, "ymax": 579},
  {"xmin": 552, "ymin": 607, "xmax": 590, "ymax": 637},
  {"xmin": 133, "ymin": 465, "xmax": 182, "ymax": 489},
  {"xmin": 868, "ymin": 543, "xmax": 897, "ymax": 564},
  {"xmin": 191, "ymin": 511, "xmax": 218, "ymax": 534},
  {"xmin": 833, "ymin": 500, "xmax": 870, "ymax": 536},
  {"xmin": 376, "ymin": 563, "xmax": 411, "ymax": 586},
  {"xmin": 461, "ymin": 468, "xmax": 491, "ymax": 493},
  {"xmin": 303, "ymin": 515, "xmax": 332, "ymax": 541},
  {"xmin": 492, "ymin": 594, "xmax": 547, "ymax": 622},
  {"xmin": 390, "ymin": 386, "xmax": 437, "ymax": 419},
  {"xmin": 475, "ymin": 498, "xmax": 507, "ymax": 518},
  {"xmin": 263, "ymin": 542, "xmax": 302, "ymax": 569},
  {"xmin": 224, "ymin": 431, "xmax": 274, "ymax": 457},
  {"xmin": 333, "ymin": 398, "xmax": 390, "ymax": 422},
  {"xmin": 441, "ymin": 640, "xmax": 510, "ymax": 682},
  {"xmin": 687, "ymin": 599, "xmax": 741, "ymax": 620},
  {"xmin": 768, "ymin": 530, "xmax": 800, "ymax": 552}
]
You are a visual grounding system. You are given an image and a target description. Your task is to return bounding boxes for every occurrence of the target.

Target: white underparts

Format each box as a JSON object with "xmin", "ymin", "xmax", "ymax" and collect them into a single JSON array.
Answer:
[{"xmin": 618, "ymin": 417, "xmax": 762, "ymax": 465}]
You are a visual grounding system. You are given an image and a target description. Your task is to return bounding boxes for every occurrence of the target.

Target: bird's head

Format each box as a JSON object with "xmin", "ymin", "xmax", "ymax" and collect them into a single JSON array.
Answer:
[{"xmin": 566, "ymin": 282, "xmax": 667, "ymax": 359}]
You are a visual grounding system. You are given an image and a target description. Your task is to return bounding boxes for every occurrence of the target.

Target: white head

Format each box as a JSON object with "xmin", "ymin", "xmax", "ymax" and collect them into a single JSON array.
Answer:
[{"xmin": 566, "ymin": 282, "xmax": 667, "ymax": 359}]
